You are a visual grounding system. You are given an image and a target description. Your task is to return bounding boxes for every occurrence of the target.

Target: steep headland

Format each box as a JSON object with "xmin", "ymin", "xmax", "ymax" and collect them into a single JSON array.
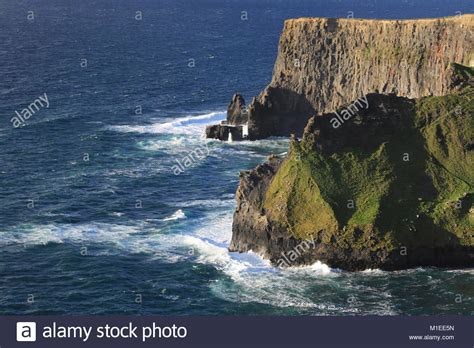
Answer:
[
  {"xmin": 207, "ymin": 15, "xmax": 473, "ymax": 140},
  {"xmin": 229, "ymin": 64, "xmax": 473, "ymax": 271}
]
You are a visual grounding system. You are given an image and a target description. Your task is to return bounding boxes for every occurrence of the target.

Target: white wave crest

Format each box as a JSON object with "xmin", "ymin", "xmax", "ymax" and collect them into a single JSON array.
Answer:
[
  {"xmin": 173, "ymin": 198, "xmax": 234, "ymax": 209},
  {"xmin": 162, "ymin": 209, "xmax": 186, "ymax": 221},
  {"xmin": 2, "ymin": 223, "xmax": 141, "ymax": 246},
  {"xmin": 281, "ymin": 260, "xmax": 338, "ymax": 276},
  {"xmin": 1, "ymin": 222, "xmax": 184, "ymax": 262},
  {"xmin": 361, "ymin": 268, "xmax": 385, "ymax": 275},
  {"xmin": 181, "ymin": 235, "xmax": 272, "ymax": 278},
  {"xmin": 108, "ymin": 111, "xmax": 226, "ymax": 135}
]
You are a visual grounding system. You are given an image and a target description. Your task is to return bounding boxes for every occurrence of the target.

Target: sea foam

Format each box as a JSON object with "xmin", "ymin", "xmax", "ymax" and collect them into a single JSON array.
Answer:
[
  {"xmin": 162, "ymin": 209, "xmax": 186, "ymax": 221},
  {"xmin": 107, "ymin": 111, "xmax": 226, "ymax": 135}
]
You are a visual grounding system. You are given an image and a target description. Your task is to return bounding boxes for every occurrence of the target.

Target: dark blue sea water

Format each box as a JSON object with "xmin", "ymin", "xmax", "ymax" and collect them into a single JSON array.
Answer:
[{"xmin": 0, "ymin": 0, "xmax": 473, "ymax": 315}]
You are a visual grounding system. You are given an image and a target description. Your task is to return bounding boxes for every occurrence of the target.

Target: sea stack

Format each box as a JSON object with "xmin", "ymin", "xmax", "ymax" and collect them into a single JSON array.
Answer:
[{"xmin": 205, "ymin": 94, "xmax": 249, "ymax": 141}]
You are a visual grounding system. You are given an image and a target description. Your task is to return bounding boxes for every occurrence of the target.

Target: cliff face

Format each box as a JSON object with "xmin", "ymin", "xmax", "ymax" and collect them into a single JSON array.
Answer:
[
  {"xmin": 270, "ymin": 15, "xmax": 473, "ymax": 108},
  {"xmin": 230, "ymin": 66, "xmax": 474, "ymax": 270},
  {"xmin": 210, "ymin": 15, "xmax": 474, "ymax": 140}
]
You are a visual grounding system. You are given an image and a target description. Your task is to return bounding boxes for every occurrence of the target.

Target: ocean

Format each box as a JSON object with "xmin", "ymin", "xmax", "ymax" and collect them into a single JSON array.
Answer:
[{"xmin": 0, "ymin": 0, "xmax": 473, "ymax": 315}]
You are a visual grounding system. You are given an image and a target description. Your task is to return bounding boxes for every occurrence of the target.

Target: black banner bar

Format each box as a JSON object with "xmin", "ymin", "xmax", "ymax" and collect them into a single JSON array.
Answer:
[
  {"xmin": 1, "ymin": 316, "xmax": 472, "ymax": 347},
  {"xmin": 0, "ymin": 316, "xmax": 474, "ymax": 348}
]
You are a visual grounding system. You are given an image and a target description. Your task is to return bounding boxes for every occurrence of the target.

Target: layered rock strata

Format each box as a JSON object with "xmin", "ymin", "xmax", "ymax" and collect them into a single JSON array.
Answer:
[{"xmin": 208, "ymin": 15, "xmax": 474, "ymax": 140}]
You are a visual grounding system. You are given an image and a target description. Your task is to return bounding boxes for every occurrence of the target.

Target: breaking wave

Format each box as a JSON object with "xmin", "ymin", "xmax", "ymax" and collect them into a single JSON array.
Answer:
[
  {"xmin": 162, "ymin": 209, "xmax": 186, "ymax": 221},
  {"xmin": 107, "ymin": 111, "xmax": 226, "ymax": 135}
]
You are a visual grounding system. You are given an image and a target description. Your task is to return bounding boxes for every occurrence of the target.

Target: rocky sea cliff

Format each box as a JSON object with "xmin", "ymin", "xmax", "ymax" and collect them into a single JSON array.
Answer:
[
  {"xmin": 207, "ymin": 15, "xmax": 473, "ymax": 141},
  {"xmin": 226, "ymin": 15, "xmax": 474, "ymax": 270}
]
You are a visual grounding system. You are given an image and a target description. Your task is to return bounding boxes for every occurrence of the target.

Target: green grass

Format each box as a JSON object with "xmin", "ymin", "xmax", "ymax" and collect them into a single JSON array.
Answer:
[
  {"xmin": 264, "ymin": 144, "xmax": 338, "ymax": 240},
  {"xmin": 263, "ymin": 77, "xmax": 473, "ymax": 251}
]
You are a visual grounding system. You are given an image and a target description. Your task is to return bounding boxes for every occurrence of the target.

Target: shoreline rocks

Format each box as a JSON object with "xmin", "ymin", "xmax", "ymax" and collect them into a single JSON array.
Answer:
[{"xmin": 205, "ymin": 93, "xmax": 248, "ymax": 141}]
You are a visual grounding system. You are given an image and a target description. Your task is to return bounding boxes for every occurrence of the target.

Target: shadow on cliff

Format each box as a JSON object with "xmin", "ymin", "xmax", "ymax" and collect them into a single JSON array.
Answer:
[
  {"xmin": 247, "ymin": 87, "xmax": 315, "ymax": 139},
  {"xmin": 373, "ymin": 111, "xmax": 465, "ymax": 253}
]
